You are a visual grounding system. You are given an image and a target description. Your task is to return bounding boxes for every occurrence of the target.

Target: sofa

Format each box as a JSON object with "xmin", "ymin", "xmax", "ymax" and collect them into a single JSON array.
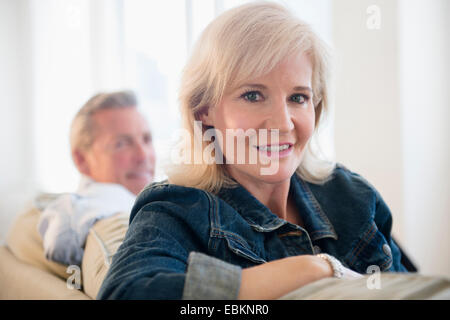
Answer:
[
  {"xmin": 0, "ymin": 201, "xmax": 128, "ymax": 300},
  {"xmin": 1, "ymin": 197, "xmax": 449, "ymax": 300}
]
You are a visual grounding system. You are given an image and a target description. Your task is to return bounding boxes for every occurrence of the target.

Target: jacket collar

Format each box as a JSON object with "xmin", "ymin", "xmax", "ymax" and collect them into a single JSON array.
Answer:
[
  {"xmin": 217, "ymin": 173, "xmax": 338, "ymax": 241},
  {"xmin": 290, "ymin": 174, "xmax": 338, "ymax": 241}
]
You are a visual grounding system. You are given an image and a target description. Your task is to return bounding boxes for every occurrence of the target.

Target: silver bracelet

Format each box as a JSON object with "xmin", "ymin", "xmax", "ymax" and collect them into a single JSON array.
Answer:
[{"xmin": 316, "ymin": 253, "xmax": 344, "ymax": 279}]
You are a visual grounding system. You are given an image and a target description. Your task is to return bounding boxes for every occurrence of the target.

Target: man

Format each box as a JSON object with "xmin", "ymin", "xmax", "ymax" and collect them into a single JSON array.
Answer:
[
  {"xmin": 37, "ymin": 90, "xmax": 156, "ymax": 266},
  {"xmin": 70, "ymin": 90, "xmax": 155, "ymax": 196}
]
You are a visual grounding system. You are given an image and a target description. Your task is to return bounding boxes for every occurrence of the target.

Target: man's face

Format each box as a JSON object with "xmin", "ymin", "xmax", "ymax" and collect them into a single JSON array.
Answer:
[{"xmin": 83, "ymin": 107, "xmax": 156, "ymax": 195}]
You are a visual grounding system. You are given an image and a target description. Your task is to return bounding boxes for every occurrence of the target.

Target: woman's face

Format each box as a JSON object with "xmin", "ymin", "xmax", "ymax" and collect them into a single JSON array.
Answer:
[{"xmin": 202, "ymin": 52, "xmax": 316, "ymax": 186}]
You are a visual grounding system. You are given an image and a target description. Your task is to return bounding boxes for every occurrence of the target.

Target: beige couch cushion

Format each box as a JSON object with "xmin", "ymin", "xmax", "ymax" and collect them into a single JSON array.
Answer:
[
  {"xmin": 6, "ymin": 206, "xmax": 69, "ymax": 280},
  {"xmin": 82, "ymin": 212, "xmax": 129, "ymax": 299},
  {"xmin": 280, "ymin": 273, "xmax": 450, "ymax": 300},
  {"xmin": 0, "ymin": 246, "xmax": 90, "ymax": 300},
  {"xmin": 6, "ymin": 201, "xmax": 130, "ymax": 300}
]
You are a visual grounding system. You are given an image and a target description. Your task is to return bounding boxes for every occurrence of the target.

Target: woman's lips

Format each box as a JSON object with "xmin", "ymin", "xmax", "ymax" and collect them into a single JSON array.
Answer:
[{"xmin": 254, "ymin": 143, "xmax": 294, "ymax": 158}]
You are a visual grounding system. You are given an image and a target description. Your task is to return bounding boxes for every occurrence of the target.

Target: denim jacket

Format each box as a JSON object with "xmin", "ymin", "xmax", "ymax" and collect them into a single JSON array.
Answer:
[{"xmin": 98, "ymin": 164, "xmax": 407, "ymax": 300}]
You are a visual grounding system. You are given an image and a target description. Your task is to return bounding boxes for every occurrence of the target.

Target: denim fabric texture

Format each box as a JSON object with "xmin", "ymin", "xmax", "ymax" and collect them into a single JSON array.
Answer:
[{"xmin": 97, "ymin": 164, "xmax": 407, "ymax": 299}]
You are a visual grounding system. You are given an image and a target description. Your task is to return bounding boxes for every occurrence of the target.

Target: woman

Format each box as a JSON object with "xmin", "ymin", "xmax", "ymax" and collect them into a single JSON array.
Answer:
[{"xmin": 98, "ymin": 2, "xmax": 407, "ymax": 300}]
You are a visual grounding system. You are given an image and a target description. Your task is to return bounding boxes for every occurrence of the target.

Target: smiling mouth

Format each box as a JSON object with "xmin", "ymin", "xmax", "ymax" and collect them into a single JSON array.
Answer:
[{"xmin": 254, "ymin": 143, "xmax": 293, "ymax": 152}]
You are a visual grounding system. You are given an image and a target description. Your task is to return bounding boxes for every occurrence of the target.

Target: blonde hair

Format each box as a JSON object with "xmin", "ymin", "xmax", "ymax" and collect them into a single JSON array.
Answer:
[
  {"xmin": 167, "ymin": 1, "xmax": 335, "ymax": 193},
  {"xmin": 70, "ymin": 90, "xmax": 137, "ymax": 153}
]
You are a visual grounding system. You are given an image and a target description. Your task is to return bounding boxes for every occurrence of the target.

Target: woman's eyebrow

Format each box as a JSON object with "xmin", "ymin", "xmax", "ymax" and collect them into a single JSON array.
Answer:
[
  {"xmin": 236, "ymin": 84, "xmax": 312, "ymax": 92},
  {"xmin": 237, "ymin": 84, "xmax": 267, "ymax": 90},
  {"xmin": 293, "ymin": 86, "xmax": 312, "ymax": 92}
]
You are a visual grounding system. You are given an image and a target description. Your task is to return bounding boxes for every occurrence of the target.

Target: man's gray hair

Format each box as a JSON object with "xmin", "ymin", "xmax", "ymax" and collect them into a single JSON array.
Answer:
[{"xmin": 70, "ymin": 90, "xmax": 137, "ymax": 153}]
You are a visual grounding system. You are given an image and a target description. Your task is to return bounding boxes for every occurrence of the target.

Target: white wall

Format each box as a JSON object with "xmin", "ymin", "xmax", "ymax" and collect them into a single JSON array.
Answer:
[
  {"xmin": 0, "ymin": 0, "xmax": 36, "ymax": 243},
  {"xmin": 399, "ymin": 0, "xmax": 450, "ymax": 277},
  {"xmin": 333, "ymin": 0, "xmax": 450, "ymax": 277},
  {"xmin": 332, "ymin": 0, "xmax": 404, "ymax": 242}
]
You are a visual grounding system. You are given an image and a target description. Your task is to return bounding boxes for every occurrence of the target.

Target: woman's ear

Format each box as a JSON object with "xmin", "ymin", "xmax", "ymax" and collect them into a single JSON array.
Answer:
[{"xmin": 197, "ymin": 106, "xmax": 214, "ymax": 127}]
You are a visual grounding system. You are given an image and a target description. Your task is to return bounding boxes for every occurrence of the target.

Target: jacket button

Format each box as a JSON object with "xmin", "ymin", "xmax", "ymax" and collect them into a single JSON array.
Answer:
[
  {"xmin": 382, "ymin": 244, "xmax": 392, "ymax": 257},
  {"xmin": 313, "ymin": 245, "xmax": 321, "ymax": 254}
]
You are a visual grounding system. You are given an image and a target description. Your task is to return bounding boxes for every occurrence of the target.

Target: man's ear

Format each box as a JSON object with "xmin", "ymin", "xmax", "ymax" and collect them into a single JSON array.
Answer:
[
  {"xmin": 197, "ymin": 106, "xmax": 214, "ymax": 127},
  {"xmin": 72, "ymin": 149, "xmax": 91, "ymax": 176}
]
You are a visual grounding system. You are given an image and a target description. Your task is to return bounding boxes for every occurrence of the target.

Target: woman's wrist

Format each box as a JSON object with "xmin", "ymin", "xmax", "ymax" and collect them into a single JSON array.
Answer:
[
  {"xmin": 314, "ymin": 254, "xmax": 364, "ymax": 280},
  {"xmin": 315, "ymin": 253, "xmax": 344, "ymax": 279},
  {"xmin": 308, "ymin": 254, "xmax": 334, "ymax": 279}
]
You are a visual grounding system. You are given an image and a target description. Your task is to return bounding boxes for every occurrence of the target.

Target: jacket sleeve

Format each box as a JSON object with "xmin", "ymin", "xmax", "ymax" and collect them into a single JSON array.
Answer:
[
  {"xmin": 96, "ymin": 208, "xmax": 187, "ymax": 299},
  {"xmin": 97, "ymin": 185, "xmax": 242, "ymax": 300},
  {"xmin": 373, "ymin": 191, "xmax": 408, "ymax": 272},
  {"xmin": 334, "ymin": 165, "xmax": 410, "ymax": 273}
]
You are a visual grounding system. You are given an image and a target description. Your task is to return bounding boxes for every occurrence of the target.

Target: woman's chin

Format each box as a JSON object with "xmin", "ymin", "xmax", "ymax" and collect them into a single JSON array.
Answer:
[
  {"xmin": 226, "ymin": 162, "xmax": 299, "ymax": 186},
  {"xmin": 258, "ymin": 171, "xmax": 295, "ymax": 184},
  {"xmin": 250, "ymin": 164, "xmax": 297, "ymax": 184}
]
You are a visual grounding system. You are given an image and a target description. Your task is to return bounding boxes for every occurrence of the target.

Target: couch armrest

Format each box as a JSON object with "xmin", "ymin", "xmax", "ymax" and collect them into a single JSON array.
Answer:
[{"xmin": 0, "ymin": 246, "xmax": 90, "ymax": 300}]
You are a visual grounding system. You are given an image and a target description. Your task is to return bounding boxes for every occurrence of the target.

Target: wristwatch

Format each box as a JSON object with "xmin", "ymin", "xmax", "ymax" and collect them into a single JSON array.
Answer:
[{"xmin": 316, "ymin": 253, "xmax": 344, "ymax": 279}]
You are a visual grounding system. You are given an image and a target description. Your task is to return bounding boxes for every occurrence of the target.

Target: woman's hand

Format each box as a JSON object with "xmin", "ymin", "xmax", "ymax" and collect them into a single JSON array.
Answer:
[{"xmin": 238, "ymin": 254, "xmax": 335, "ymax": 300}]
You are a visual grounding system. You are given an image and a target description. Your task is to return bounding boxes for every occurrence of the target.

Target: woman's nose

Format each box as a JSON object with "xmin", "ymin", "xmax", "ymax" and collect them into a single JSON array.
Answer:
[{"xmin": 265, "ymin": 98, "xmax": 294, "ymax": 133}]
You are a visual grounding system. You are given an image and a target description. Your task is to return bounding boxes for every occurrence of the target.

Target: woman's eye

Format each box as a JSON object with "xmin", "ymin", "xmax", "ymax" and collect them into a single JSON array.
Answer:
[
  {"xmin": 291, "ymin": 94, "xmax": 308, "ymax": 104},
  {"xmin": 242, "ymin": 91, "xmax": 262, "ymax": 102}
]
